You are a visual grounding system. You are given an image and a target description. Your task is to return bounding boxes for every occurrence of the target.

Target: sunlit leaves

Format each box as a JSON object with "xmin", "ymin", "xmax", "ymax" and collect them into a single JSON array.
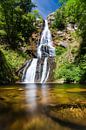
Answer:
[{"xmin": 0, "ymin": 0, "xmax": 37, "ymax": 49}]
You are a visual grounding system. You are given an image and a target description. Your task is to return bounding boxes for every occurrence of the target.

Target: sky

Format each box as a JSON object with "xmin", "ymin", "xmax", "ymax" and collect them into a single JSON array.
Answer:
[{"xmin": 32, "ymin": 0, "xmax": 61, "ymax": 19}]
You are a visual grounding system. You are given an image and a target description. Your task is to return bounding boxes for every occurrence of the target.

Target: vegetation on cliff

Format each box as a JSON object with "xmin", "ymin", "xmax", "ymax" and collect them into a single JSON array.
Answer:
[
  {"xmin": 0, "ymin": 0, "xmax": 42, "ymax": 84},
  {"xmin": 51, "ymin": 0, "xmax": 86, "ymax": 83}
]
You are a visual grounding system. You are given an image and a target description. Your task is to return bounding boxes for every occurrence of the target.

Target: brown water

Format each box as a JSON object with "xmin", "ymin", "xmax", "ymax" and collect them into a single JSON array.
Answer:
[{"xmin": 0, "ymin": 83, "xmax": 86, "ymax": 130}]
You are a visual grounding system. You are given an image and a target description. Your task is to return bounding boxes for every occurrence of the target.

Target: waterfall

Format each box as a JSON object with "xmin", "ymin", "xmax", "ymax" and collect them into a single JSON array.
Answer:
[
  {"xmin": 22, "ymin": 19, "xmax": 55, "ymax": 83},
  {"xmin": 41, "ymin": 58, "xmax": 48, "ymax": 83},
  {"xmin": 22, "ymin": 60, "xmax": 31, "ymax": 81},
  {"xmin": 37, "ymin": 20, "xmax": 55, "ymax": 58},
  {"xmin": 24, "ymin": 59, "xmax": 38, "ymax": 83}
]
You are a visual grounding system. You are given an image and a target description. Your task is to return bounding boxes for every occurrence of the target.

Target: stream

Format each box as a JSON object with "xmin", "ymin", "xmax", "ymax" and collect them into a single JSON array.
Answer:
[{"xmin": 0, "ymin": 83, "xmax": 86, "ymax": 130}]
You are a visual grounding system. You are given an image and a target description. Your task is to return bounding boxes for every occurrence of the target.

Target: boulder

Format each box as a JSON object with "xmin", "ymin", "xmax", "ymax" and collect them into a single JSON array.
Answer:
[{"xmin": 58, "ymin": 41, "xmax": 68, "ymax": 48}]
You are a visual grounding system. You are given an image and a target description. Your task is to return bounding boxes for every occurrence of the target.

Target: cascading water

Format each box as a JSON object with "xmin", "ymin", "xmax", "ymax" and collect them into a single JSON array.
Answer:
[
  {"xmin": 22, "ymin": 20, "xmax": 55, "ymax": 83},
  {"xmin": 24, "ymin": 59, "xmax": 38, "ymax": 83},
  {"xmin": 41, "ymin": 57, "xmax": 48, "ymax": 83},
  {"xmin": 37, "ymin": 20, "xmax": 55, "ymax": 58}
]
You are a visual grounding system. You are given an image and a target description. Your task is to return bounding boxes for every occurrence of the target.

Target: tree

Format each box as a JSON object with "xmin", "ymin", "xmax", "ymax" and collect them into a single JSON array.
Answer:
[{"xmin": 0, "ymin": 0, "xmax": 36, "ymax": 49}]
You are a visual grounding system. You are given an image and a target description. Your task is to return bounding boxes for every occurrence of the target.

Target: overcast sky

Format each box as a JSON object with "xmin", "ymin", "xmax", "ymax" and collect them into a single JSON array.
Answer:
[{"xmin": 32, "ymin": 0, "xmax": 61, "ymax": 19}]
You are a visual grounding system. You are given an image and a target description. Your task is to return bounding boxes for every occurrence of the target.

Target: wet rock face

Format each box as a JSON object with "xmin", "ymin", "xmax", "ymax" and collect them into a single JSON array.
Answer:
[
  {"xmin": 27, "ymin": 19, "xmax": 44, "ymax": 57},
  {"xmin": 47, "ymin": 57, "xmax": 56, "ymax": 82},
  {"xmin": 21, "ymin": 56, "xmax": 56, "ymax": 83},
  {"xmin": 41, "ymin": 45, "xmax": 49, "ymax": 57},
  {"xmin": 35, "ymin": 58, "xmax": 46, "ymax": 82},
  {"xmin": 34, "ymin": 57, "xmax": 55, "ymax": 82}
]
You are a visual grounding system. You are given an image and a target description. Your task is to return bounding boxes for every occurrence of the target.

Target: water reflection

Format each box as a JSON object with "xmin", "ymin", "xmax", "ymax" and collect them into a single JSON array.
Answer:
[
  {"xmin": 25, "ymin": 83, "xmax": 49, "ymax": 112},
  {"xmin": 41, "ymin": 84, "xmax": 48, "ymax": 104},
  {"xmin": 25, "ymin": 84, "xmax": 37, "ymax": 112}
]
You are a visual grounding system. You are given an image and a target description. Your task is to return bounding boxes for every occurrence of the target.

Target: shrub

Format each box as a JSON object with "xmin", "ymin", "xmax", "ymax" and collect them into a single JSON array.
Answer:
[
  {"xmin": 55, "ymin": 62, "xmax": 81, "ymax": 82},
  {"xmin": 55, "ymin": 46, "xmax": 67, "ymax": 56}
]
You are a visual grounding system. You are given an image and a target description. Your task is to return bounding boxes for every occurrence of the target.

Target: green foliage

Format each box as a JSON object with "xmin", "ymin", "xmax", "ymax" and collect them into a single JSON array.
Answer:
[
  {"xmin": 0, "ymin": 43, "xmax": 29, "ymax": 84},
  {"xmin": 55, "ymin": 0, "xmax": 86, "ymax": 32},
  {"xmin": 56, "ymin": 46, "xmax": 67, "ymax": 56},
  {"xmin": 0, "ymin": 30, "xmax": 7, "ymax": 36},
  {"xmin": 0, "ymin": 50, "xmax": 15, "ymax": 84},
  {"xmin": 54, "ymin": 0, "xmax": 86, "ymax": 83},
  {"xmin": 55, "ymin": 62, "xmax": 81, "ymax": 82},
  {"xmin": 53, "ymin": 7, "xmax": 66, "ymax": 30},
  {"xmin": 32, "ymin": 10, "xmax": 42, "ymax": 19},
  {"xmin": 0, "ymin": 0, "xmax": 36, "ymax": 49},
  {"xmin": 79, "ymin": 54, "xmax": 86, "ymax": 82},
  {"xmin": 0, "ymin": 44, "xmax": 28, "ymax": 71}
]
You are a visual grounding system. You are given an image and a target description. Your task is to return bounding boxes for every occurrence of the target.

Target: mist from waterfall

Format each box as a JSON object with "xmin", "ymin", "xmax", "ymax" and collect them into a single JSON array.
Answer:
[{"xmin": 22, "ymin": 20, "xmax": 55, "ymax": 83}]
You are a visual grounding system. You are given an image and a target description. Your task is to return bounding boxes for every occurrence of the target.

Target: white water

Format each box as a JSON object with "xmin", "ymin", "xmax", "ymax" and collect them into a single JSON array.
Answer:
[
  {"xmin": 37, "ymin": 20, "xmax": 55, "ymax": 58},
  {"xmin": 23, "ymin": 20, "xmax": 55, "ymax": 83},
  {"xmin": 22, "ymin": 60, "xmax": 31, "ymax": 81},
  {"xmin": 41, "ymin": 58, "xmax": 48, "ymax": 83},
  {"xmin": 24, "ymin": 59, "xmax": 38, "ymax": 83}
]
